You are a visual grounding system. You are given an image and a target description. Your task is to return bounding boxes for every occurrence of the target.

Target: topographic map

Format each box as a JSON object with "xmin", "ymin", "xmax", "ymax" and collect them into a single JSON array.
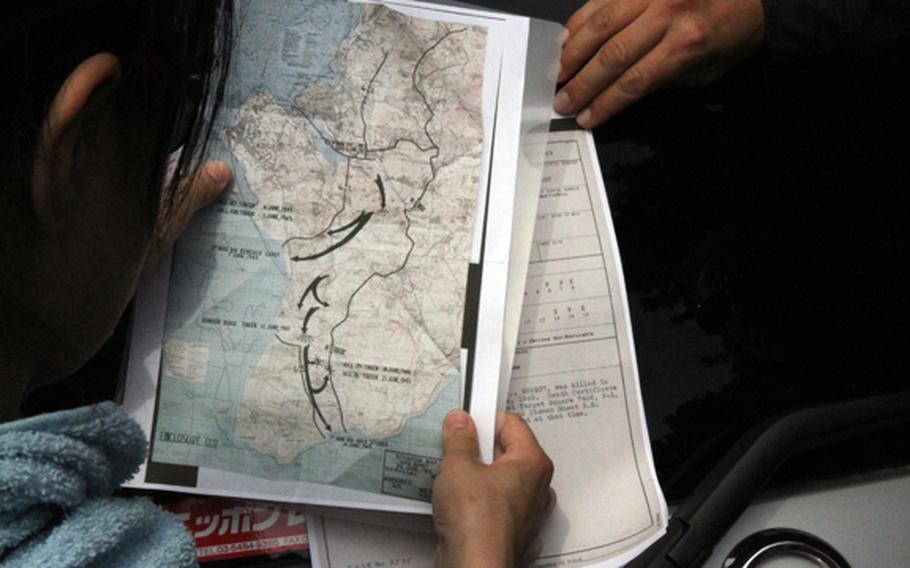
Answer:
[{"xmin": 151, "ymin": 0, "xmax": 487, "ymax": 501}]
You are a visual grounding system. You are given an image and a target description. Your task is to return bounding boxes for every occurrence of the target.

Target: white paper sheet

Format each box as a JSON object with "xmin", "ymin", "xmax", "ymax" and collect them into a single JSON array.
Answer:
[
  {"xmin": 308, "ymin": 513, "xmax": 438, "ymax": 567},
  {"xmin": 520, "ymin": 123, "xmax": 666, "ymax": 567}
]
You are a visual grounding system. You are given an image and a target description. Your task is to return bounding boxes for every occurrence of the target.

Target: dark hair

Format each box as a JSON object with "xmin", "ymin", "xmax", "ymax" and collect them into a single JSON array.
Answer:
[{"xmin": 0, "ymin": 0, "xmax": 233, "ymax": 227}]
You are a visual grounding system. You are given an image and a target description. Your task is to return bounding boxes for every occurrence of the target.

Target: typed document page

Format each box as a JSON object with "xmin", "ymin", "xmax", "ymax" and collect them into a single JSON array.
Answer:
[
  {"xmin": 511, "ymin": 121, "xmax": 666, "ymax": 566},
  {"xmin": 308, "ymin": 123, "xmax": 667, "ymax": 567}
]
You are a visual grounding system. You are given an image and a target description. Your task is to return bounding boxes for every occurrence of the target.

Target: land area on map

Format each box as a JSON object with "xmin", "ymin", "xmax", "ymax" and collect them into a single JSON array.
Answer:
[{"xmin": 144, "ymin": 1, "xmax": 490, "ymax": 500}]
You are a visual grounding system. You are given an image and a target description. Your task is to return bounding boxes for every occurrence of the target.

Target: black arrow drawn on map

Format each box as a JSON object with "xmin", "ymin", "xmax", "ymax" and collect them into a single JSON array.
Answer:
[
  {"xmin": 302, "ymin": 345, "xmax": 333, "ymax": 433},
  {"xmin": 374, "ymin": 174, "xmax": 386, "ymax": 209},
  {"xmin": 291, "ymin": 211, "xmax": 373, "ymax": 262},
  {"xmin": 298, "ymin": 275, "xmax": 329, "ymax": 309},
  {"xmin": 301, "ymin": 306, "xmax": 319, "ymax": 335}
]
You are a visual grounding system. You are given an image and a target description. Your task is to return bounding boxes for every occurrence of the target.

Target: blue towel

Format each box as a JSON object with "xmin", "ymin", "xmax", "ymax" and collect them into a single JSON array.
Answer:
[{"xmin": 0, "ymin": 402, "xmax": 197, "ymax": 567}]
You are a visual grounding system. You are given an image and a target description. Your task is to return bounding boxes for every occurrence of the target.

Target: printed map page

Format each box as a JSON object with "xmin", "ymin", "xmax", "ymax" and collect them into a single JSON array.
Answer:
[{"xmin": 150, "ymin": 0, "xmax": 487, "ymax": 502}]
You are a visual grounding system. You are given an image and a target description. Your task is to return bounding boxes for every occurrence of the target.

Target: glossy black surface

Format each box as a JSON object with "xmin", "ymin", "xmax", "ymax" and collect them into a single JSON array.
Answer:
[{"xmin": 595, "ymin": 50, "xmax": 910, "ymax": 500}]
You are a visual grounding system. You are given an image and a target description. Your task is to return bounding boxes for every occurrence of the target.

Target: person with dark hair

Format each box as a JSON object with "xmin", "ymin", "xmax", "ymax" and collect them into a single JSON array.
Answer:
[
  {"xmin": 0, "ymin": 1, "xmax": 554, "ymax": 566},
  {"xmin": 0, "ymin": 0, "xmax": 234, "ymax": 413}
]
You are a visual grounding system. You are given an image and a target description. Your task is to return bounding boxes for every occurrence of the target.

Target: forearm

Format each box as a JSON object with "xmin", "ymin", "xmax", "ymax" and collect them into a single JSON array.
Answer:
[{"xmin": 437, "ymin": 533, "xmax": 513, "ymax": 568}]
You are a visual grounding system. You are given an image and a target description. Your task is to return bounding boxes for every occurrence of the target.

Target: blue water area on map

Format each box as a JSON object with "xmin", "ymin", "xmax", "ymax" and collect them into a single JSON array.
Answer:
[
  {"xmin": 215, "ymin": 0, "xmax": 360, "ymax": 169},
  {"xmin": 231, "ymin": 0, "xmax": 359, "ymax": 105},
  {"xmin": 158, "ymin": 0, "xmax": 363, "ymax": 464}
]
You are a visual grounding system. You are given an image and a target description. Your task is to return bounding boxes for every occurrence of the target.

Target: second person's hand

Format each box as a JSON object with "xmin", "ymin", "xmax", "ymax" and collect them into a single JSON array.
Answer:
[
  {"xmin": 555, "ymin": 0, "xmax": 765, "ymax": 128},
  {"xmin": 432, "ymin": 411, "xmax": 555, "ymax": 567}
]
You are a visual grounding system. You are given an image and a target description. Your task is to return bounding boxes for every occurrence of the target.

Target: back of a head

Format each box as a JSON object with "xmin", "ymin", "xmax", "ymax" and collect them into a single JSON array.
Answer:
[
  {"xmin": 0, "ymin": 0, "xmax": 232, "ymax": 235},
  {"xmin": 0, "ymin": 0, "xmax": 233, "ymax": 388}
]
